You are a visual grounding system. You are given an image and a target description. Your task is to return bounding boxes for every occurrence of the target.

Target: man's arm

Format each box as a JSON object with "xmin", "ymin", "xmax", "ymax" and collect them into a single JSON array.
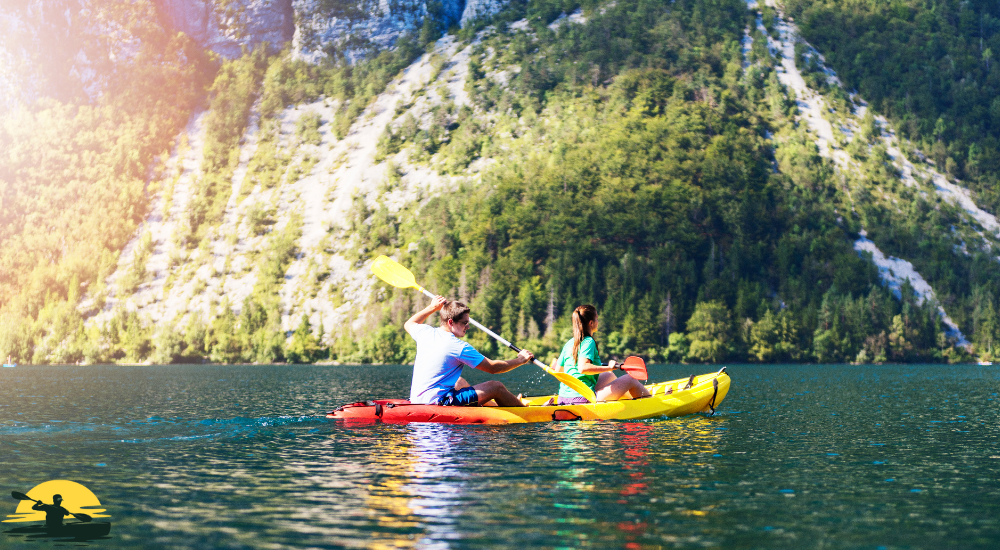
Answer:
[
  {"xmin": 476, "ymin": 349, "xmax": 534, "ymax": 374},
  {"xmin": 404, "ymin": 295, "xmax": 447, "ymax": 336}
]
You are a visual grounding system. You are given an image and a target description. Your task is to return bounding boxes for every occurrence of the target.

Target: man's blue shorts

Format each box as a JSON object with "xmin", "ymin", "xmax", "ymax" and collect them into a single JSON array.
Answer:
[{"xmin": 436, "ymin": 386, "xmax": 479, "ymax": 406}]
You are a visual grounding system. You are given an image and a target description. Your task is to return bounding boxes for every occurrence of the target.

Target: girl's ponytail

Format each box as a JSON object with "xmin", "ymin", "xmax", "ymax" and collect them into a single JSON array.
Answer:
[{"xmin": 571, "ymin": 304, "xmax": 598, "ymax": 365}]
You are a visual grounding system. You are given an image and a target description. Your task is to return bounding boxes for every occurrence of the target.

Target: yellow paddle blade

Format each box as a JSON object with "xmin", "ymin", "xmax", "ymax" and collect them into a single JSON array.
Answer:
[
  {"xmin": 543, "ymin": 359, "xmax": 597, "ymax": 403},
  {"xmin": 370, "ymin": 255, "xmax": 418, "ymax": 289}
]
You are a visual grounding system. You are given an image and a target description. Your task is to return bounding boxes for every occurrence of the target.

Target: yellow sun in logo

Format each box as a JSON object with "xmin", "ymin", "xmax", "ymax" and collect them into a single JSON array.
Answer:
[{"xmin": 4, "ymin": 480, "xmax": 109, "ymax": 523}]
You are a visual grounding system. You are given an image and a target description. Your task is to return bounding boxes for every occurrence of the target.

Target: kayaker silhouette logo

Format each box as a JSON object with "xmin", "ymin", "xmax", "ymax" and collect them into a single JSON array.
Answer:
[{"xmin": 3, "ymin": 480, "xmax": 111, "ymax": 543}]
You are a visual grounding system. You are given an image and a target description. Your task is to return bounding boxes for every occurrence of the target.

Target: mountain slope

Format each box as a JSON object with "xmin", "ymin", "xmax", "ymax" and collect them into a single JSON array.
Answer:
[{"xmin": 4, "ymin": 0, "xmax": 1000, "ymax": 365}]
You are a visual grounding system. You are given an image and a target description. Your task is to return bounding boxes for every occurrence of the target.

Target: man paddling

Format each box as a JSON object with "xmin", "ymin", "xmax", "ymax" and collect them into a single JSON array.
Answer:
[
  {"xmin": 32, "ymin": 494, "xmax": 71, "ymax": 531},
  {"xmin": 405, "ymin": 295, "xmax": 533, "ymax": 407}
]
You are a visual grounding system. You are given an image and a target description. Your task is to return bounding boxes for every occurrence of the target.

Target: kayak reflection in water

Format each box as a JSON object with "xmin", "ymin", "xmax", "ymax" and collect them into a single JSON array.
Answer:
[
  {"xmin": 404, "ymin": 295, "xmax": 534, "ymax": 407},
  {"xmin": 32, "ymin": 494, "xmax": 71, "ymax": 531},
  {"xmin": 554, "ymin": 305, "xmax": 651, "ymax": 405}
]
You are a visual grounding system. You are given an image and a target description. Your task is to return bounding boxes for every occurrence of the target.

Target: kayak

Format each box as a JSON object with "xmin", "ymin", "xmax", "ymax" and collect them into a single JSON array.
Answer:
[
  {"xmin": 327, "ymin": 368, "xmax": 730, "ymax": 424},
  {"xmin": 4, "ymin": 522, "xmax": 111, "ymax": 539},
  {"xmin": 2, "ymin": 364, "xmax": 14, "ymax": 368}
]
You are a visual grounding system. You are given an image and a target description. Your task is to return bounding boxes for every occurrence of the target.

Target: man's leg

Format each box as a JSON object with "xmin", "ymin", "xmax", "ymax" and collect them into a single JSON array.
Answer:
[{"xmin": 472, "ymin": 380, "xmax": 524, "ymax": 407}]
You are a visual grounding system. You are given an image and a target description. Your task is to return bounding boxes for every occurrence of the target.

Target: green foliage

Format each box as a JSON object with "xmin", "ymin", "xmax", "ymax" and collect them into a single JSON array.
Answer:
[
  {"xmin": 9, "ymin": 0, "xmax": 994, "ymax": 365},
  {"xmin": 664, "ymin": 332, "xmax": 690, "ymax": 363},
  {"xmin": 784, "ymin": 0, "xmax": 1000, "ymax": 210},
  {"xmin": 244, "ymin": 136, "xmax": 291, "ymax": 196},
  {"xmin": 150, "ymin": 321, "xmax": 184, "ymax": 364},
  {"xmin": 246, "ymin": 202, "xmax": 277, "ymax": 236},
  {"xmin": 258, "ymin": 55, "xmax": 328, "ymax": 119},
  {"xmin": 285, "ymin": 315, "xmax": 322, "ymax": 363},
  {"xmin": 207, "ymin": 299, "xmax": 242, "ymax": 364},
  {"xmin": 972, "ymin": 288, "xmax": 1000, "ymax": 360},
  {"xmin": 344, "ymin": 0, "xmax": 981, "ymax": 365},
  {"xmin": 296, "ymin": 112, "xmax": 324, "ymax": 146},
  {"xmin": 760, "ymin": 5, "xmax": 780, "ymax": 39},
  {"xmin": 812, "ymin": 285, "xmax": 944, "ymax": 363},
  {"xmin": 746, "ymin": 309, "xmax": 800, "ymax": 362},
  {"xmin": 686, "ymin": 301, "xmax": 733, "ymax": 363},
  {"xmin": 118, "ymin": 231, "xmax": 154, "ymax": 296},
  {"xmin": 287, "ymin": 154, "xmax": 320, "ymax": 183},
  {"xmin": 226, "ymin": 213, "xmax": 305, "ymax": 363},
  {"xmin": 189, "ymin": 47, "xmax": 269, "ymax": 240},
  {"xmin": 329, "ymin": 38, "xmax": 425, "ymax": 139},
  {"xmin": 174, "ymin": 207, "xmax": 307, "ymax": 366}
]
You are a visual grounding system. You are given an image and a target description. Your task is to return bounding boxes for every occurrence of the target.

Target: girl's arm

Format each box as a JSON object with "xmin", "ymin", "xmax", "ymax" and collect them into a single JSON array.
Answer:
[{"xmin": 577, "ymin": 357, "xmax": 617, "ymax": 375}]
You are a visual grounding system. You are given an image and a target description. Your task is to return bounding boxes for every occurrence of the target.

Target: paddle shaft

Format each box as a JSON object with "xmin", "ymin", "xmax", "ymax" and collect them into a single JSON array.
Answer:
[
  {"xmin": 414, "ymin": 287, "xmax": 548, "ymax": 370},
  {"xmin": 10, "ymin": 492, "xmax": 92, "ymax": 522}
]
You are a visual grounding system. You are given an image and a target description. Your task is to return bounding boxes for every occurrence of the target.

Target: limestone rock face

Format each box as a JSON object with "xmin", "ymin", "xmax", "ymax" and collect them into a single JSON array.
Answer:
[
  {"xmin": 0, "ymin": 0, "xmax": 148, "ymax": 108},
  {"xmin": 292, "ymin": 0, "xmax": 422, "ymax": 64},
  {"xmin": 292, "ymin": 0, "xmax": 465, "ymax": 64},
  {"xmin": 150, "ymin": 0, "xmax": 513, "ymax": 63},
  {"xmin": 154, "ymin": 0, "xmax": 295, "ymax": 58},
  {"xmin": 460, "ymin": 0, "xmax": 506, "ymax": 27},
  {"xmin": 0, "ymin": 0, "xmax": 514, "ymax": 112}
]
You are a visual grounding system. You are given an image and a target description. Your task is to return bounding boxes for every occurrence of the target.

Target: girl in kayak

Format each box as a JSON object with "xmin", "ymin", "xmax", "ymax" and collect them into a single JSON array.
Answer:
[{"xmin": 555, "ymin": 305, "xmax": 651, "ymax": 405}]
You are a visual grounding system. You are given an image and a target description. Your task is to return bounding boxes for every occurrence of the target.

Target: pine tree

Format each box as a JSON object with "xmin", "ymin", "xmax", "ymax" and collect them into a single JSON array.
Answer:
[
  {"xmin": 544, "ymin": 287, "xmax": 556, "ymax": 337},
  {"xmin": 661, "ymin": 292, "xmax": 674, "ymax": 346},
  {"xmin": 458, "ymin": 265, "xmax": 469, "ymax": 302}
]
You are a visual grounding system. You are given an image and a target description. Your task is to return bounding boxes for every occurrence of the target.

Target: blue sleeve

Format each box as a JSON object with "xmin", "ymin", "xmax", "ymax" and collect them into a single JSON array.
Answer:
[{"xmin": 459, "ymin": 343, "xmax": 487, "ymax": 369}]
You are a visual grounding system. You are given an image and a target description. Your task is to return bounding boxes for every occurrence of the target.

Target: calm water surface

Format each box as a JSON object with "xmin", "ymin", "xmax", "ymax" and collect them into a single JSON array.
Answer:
[{"xmin": 2, "ymin": 364, "xmax": 1000, "ymax": 549}]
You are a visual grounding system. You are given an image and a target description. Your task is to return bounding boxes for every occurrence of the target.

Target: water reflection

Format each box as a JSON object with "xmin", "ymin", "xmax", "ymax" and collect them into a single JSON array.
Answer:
[
  {"xmin": 617, "ymin": 423, "xmax": 651, "ymax": 548},
  {"xmin": 358, "ymin": 425, "xmax": 476, "ymax": 549},
  {"xmin": 361, "ymin": 430, "xmax": 418, "ymax": 550},
  {"xmin": 406, "ymin": 425, "xmax": 470, "ymax": 548},
  {"xmin": 620, "ymin": 422, "xmax": 652, "ymax": 500}
]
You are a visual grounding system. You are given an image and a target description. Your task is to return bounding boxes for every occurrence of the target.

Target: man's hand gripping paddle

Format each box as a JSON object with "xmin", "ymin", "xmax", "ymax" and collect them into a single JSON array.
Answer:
[
  {"xmin": 10, "ymin": 491, "xmax": 92, "ymax": 522},
  {"xmin": 370, "ymin": 255, "xmax": 598, "ymax": 403}
]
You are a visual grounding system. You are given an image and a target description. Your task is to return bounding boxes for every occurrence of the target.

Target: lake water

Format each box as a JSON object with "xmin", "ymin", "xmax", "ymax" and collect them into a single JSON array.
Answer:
[{"xmin": 2, "ymin": 363, "xmax": 1000, "ymax": 548}]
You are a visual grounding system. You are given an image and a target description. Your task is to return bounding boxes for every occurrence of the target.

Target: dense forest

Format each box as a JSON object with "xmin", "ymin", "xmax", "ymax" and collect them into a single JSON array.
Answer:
[
  {"xmin": 1, "ymin": 0, "xmax": 999, "ymax": 365},
  {"xmin": 780, "ymin": 0, "xmax": 1000, "ymax": 361}
]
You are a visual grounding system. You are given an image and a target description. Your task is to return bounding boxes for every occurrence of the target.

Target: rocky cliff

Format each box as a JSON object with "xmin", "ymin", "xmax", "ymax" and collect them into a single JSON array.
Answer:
[
  {"xmin": 292, "ymin": 0, "xmax": 438, "ymax": 63},
  {"xmin": 155, "ymin": 0, "xmax": 295, "ymax": 58},
  {"xmin": 0, "ymin": 0, "xmax": 509, "ymax": 112},
  {"xmin": 459, "ymin": 0, "xmax": 506, "ymax": 26},
  {"xmin": 0, "ymin": 0, "xmax": 162, "ymax": 109},
  {"xmin": 155, "ymin": 0, "xmax": 507, "ymax": 62}
]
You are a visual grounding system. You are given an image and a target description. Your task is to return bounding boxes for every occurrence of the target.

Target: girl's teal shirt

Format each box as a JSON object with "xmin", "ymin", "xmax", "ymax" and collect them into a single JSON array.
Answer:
[{"xmin": 556, "ymin": 336, "xmax": 601, "ymax": 399}]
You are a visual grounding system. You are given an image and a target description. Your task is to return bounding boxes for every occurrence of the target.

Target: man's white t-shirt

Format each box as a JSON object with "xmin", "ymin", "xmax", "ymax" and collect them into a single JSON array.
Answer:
[{"xmin": 408, "ymin": 324, "xmax": 486, "ymax": 404}]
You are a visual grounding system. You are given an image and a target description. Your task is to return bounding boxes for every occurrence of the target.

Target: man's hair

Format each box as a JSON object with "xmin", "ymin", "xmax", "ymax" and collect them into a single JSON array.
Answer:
[{"xmin": 440, "ymin": 300, "xmax": 471, "ymax": 323}]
